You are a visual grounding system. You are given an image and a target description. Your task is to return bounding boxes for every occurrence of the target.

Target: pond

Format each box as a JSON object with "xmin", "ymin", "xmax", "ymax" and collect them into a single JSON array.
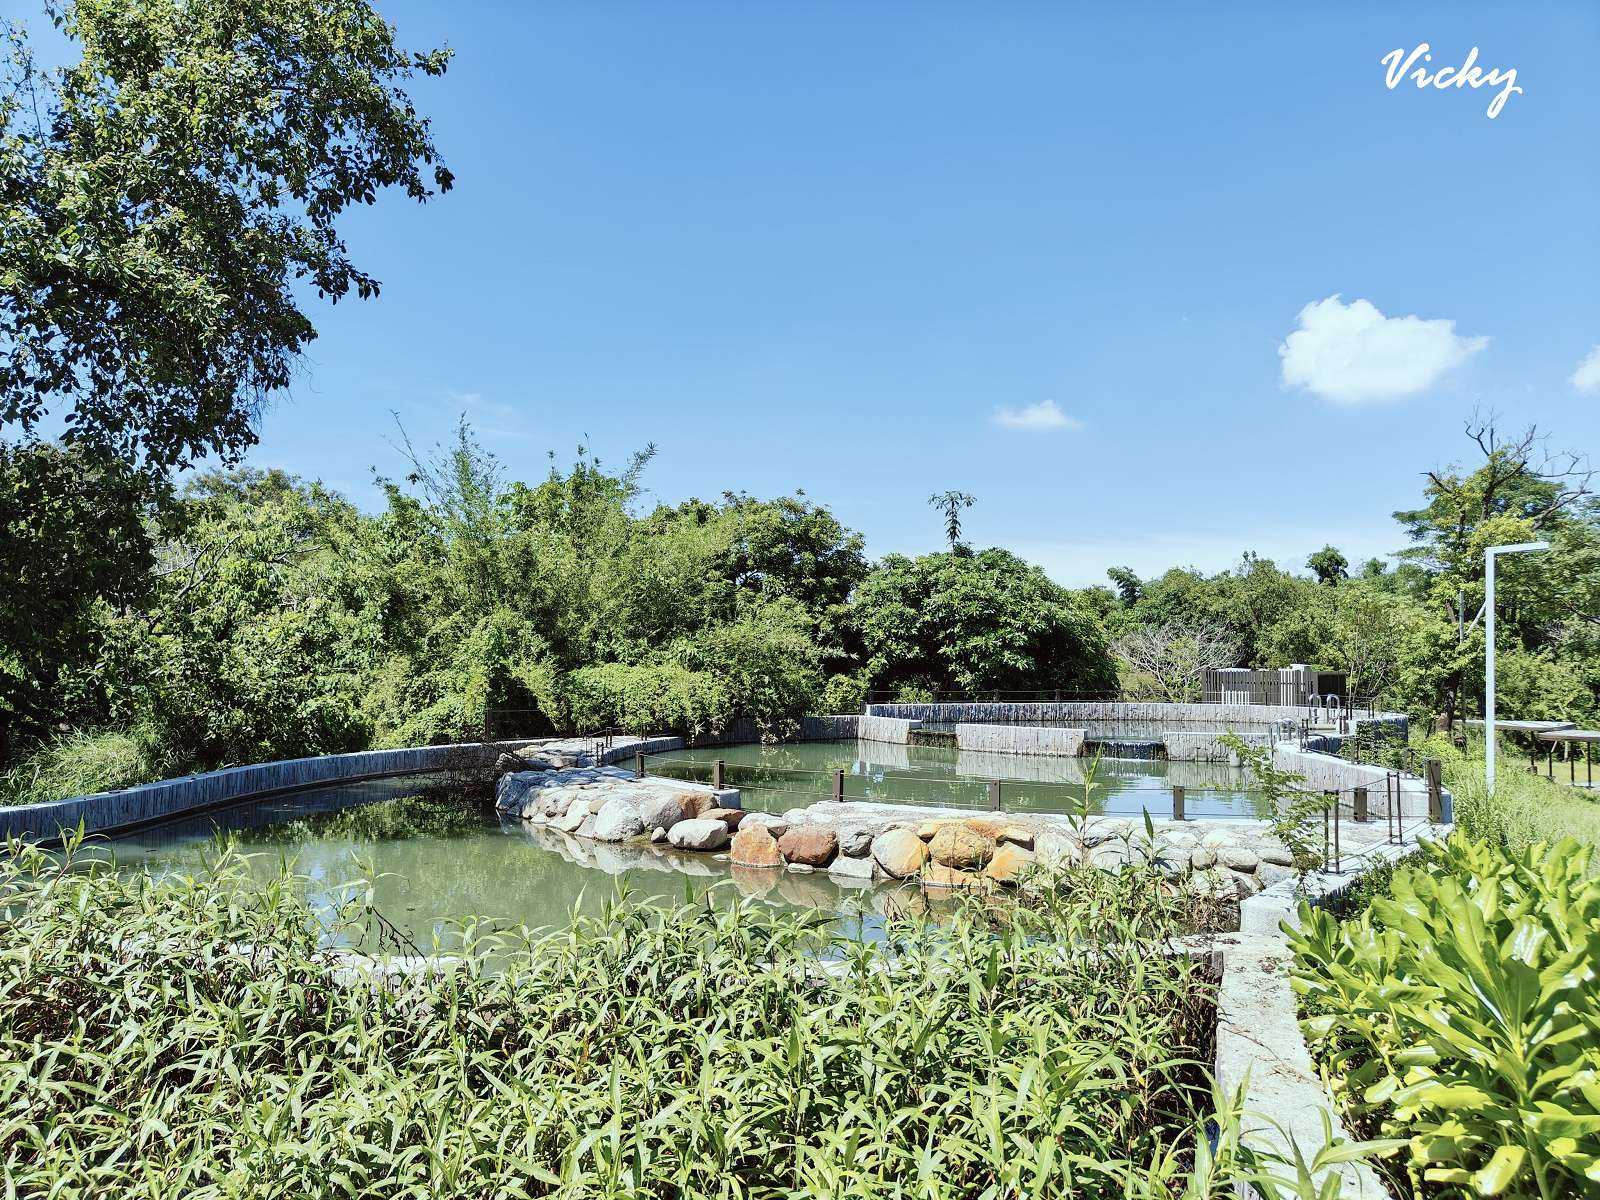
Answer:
[
  {"xmin": 648, "ymin": 738, "xmax": 1265, "ymax": 819},
  {"xmin": 75, "ymin": 739, "xmax": 1264, "ymax": 954},
  {"xmin": 77, "ymin": 774, "xmax": 871, "ymax": 954}
]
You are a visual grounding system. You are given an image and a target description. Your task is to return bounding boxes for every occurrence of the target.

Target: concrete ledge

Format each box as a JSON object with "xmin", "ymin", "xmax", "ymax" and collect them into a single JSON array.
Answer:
[
  {"xmin": 866, "ymin": 700, "xmax": 1398, "ymax": 729},
  {"xmin": 1271, "ymin": 743, "xmax": 1449, "ymax": 823},
  {"xmin": 858, "ymin": 715, "xmax": 919, "ymax": 744},
  {"xmin": 954, "ymin": 723, "xmax": 1084, "ymax": 756},
  {"xmin": 0, "ymin": 734, "xmax": 685, "ymax": 843}
]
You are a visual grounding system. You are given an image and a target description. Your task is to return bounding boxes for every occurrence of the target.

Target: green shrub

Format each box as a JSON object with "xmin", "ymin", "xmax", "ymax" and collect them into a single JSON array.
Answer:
[{"xmin": 1291, "ymin": 835, "xmax": 1600, "ymax": 1199}]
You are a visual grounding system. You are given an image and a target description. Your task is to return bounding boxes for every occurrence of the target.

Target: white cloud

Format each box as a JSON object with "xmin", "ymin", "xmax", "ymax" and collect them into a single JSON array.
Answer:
[
  {"xmin": 992, "ymin": 399, "xmax": 1084, "ymax": 432},
  {"xmin": 1571, "ymin": 346, "xmax": 1600, "ymax": 393},
  {"xmin": 1278, "ymin": 295, "xmax": 1488, "ymax": 403}
]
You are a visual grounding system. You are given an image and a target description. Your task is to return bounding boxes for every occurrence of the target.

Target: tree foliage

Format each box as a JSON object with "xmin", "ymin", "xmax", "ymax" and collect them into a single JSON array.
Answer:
[{"xmin": 0, "ymin": 0, "xmax": 452, "ymax": 470}]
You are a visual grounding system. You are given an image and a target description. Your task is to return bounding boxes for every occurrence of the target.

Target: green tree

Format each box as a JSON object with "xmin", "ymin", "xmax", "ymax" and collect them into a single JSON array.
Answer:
[
  {"xmin": 1106, "ymin": 566, "xmax": 1143, "ymax": 605},
  {"xmin": 0, "ymin": 440, "xmax": 151, "ymax": 752},
  {"xmin": 927, "ymin": 491, "xmax": 975, "ymax": 554},
  {"xmin": 1306, "ymin": 544, "xmax": 1348, "ymax": 584},
  {"xmin": 851, "ymin": 548, "xmax": 1117, "ymax": 699},
  {"xmin": 0, "ymin": 0, "xmax": 452, "ymax": 470}
]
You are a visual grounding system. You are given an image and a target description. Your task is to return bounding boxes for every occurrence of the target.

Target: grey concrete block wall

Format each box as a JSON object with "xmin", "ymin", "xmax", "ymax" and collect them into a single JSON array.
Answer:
[
  {"xmin": 954, "ymin": 723, "xmax": 1085, "ymax": 756},
  {"xmin": 865, "ymin": 700, "xmax": 1391, "ymax": 730},
  {"xmin": 858, "ymin": 715, "xmax": 919, "ymax": 744}
]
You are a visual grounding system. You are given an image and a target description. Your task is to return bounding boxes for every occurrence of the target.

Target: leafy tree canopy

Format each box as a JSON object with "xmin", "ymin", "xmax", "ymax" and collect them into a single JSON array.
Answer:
[{"xmin": 0, "ymin": 0, "xmax": 452, "ymax": 471}]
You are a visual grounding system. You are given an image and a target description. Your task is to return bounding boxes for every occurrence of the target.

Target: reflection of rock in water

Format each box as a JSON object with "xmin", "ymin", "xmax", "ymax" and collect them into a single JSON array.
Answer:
[
  {"xmin": 729, "ymin": 864, "xmax": 780, "ymax": 899},
  {"xmin": 776, "ymin": 871, "xmax": 836, "ymax": 909},
  {"xmin": 1165, "ymin": 761, "xmax": 1251, "ymax": 791}
]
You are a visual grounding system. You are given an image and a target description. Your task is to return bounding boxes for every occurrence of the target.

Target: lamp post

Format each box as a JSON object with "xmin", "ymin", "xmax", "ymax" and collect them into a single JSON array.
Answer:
[{"xmin": 1484, "ymin": 540, "xmax": 1549, "ymax": 794}]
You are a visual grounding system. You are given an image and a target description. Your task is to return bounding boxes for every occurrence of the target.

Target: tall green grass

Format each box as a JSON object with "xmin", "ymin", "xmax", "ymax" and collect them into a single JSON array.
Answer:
[
  {"xmin": 1444, "ymin": 749, "xmax": 1600, "ymax": 857},
  {"xmin": 0, "ymin": 725, "xmax": 167, "ymax": 806},
  {"xmin": 0, "ymin": 839, "xmax": 1360, "ymax": 1198}
]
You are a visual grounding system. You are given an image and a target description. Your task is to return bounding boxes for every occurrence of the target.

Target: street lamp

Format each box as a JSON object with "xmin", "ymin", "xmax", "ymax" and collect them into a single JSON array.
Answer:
[{"xmin": 1484, "ymin": 540, "xmax": 1550, "ymax": 794}]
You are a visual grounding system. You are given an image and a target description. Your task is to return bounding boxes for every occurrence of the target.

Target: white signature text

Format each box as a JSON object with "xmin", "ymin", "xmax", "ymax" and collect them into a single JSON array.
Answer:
[{"xmin": 1381, "ymin": 44, "xmax": 1522, "ymax": 119}]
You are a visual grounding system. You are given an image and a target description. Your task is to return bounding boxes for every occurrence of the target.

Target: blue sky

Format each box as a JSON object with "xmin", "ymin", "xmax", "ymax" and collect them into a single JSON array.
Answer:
[{"xmin": 14, "ymin": 1, "xmax": 1600, "ymax": 584}]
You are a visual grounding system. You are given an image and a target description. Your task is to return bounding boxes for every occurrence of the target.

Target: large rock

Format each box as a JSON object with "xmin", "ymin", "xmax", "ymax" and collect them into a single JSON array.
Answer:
[
  {"xmin": 1258, "ymin": 844, "xmax": 1295, "ymax": 867},
  {"xmin": 637, "ymin": 793, "xmax": 686, "ymax": 833},
  {"xmin": 872, "ymin": 829, "xmax": 929, "ymax": 879},
  {"xmin": 779, "ymin": 827, "xmax": 838, "ymax": 867},
  {"xmin": 740, "ymin": 813, "xmax": 790, "ymax": 838},
  {"xmin": 592, "ymin": 798, "xmax": 644, "ymax": 843},
  {"xmin": 729, "ymin": 825, "xmax": 784, "ymax": 868},
  {"xmin": 1189, "ymin": 846, "xmax": 1217, "ymax": 870},
  {"xmin": 1218, "ymin": 846, "xmax": 1259, "ymax": 872},
  {"xmin": 666, "ymin": 818, "xmax": 730, "ymax": 852},
  {"xmin": 701, "ymin": 807, "xmax": 746, "ymax": 831},
  {"xmin": 1032, "ymin": 827, "xmax": 1079, "ymax": 870},
  {"xmin": 929, "ymin": 824, "xmax": 995, "ymax": 871},
  {"xmin": 984, "ymin": 842, "xmax": 1036, "ymax": 885},
  {"xmin": 923, "ymin": 862, "xmax": 981, "ymax": 890},
  {"xmin": 551, "ymin": 797, "xmax": 594, "ymax": 834},
  {"xmin": 828, "ymin": 853, "xmax": 877, "ymax": 883},
  {"xmin": 836, "ymin": 823, "xmax": 874, "ymax": 858}
]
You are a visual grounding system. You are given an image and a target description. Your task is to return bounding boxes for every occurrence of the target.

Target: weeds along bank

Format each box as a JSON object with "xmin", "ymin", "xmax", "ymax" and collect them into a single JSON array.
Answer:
[{"xmin": 0, "ymin": 839, "xmax": 1354, "ymax": 1199}]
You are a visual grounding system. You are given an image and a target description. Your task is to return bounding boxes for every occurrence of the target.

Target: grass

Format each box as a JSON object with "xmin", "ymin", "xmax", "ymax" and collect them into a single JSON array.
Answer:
[
  {"xmin": 0, "ymin": 725, "xmax": 167, "ymax": 807},
  {"xmin": 0, "ymin": 834, "xmax": 1375, "ymax": 1199},
  {"xmin": 1443, "ymin": 742, "xmax": 1600, "ymax": 857}
]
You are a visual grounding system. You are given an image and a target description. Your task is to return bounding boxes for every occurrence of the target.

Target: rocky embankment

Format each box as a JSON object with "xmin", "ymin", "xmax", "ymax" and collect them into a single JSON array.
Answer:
[{"xmin": 494, "ymin": 753, "xmax": 1301, "ymax": 897}]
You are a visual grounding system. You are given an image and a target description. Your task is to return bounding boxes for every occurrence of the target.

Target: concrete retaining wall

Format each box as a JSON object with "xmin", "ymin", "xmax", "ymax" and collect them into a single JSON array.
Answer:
[
  {"xmin": 684, "ymin": 714, "xmax": 861, "ymax": 747},
  {"xmin": 0, "ymin": 735, "xmax": 687, "ymax": 843},
  {"xmin": 858, "ymin": 715, "xmax": 919, "ymax": 744},
  {"xmin": 1271, "ymin": 744, "xmax": 1448, "ymax": 823},
  {"xmin": 954, "ymin": 723, "xmax": 1085, "ymax": 756},
  {"xmin": 866, "ymin": 700, "xmax": 1387, "ymax": 732}
]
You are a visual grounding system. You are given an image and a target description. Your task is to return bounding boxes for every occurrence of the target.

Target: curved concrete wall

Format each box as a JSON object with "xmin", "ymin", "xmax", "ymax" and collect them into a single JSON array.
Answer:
[
  {"xmin": 0, "ymin": 736, "xmax": 685, "ymax": 843},
  {"xmin": 954, "ymin": 723, "xmax": 1085, "ymax": 756}
]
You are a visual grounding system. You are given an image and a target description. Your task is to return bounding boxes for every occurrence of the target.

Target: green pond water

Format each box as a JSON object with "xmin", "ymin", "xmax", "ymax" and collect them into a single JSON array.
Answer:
[
  {"xmin": 649, "ymin": 738, "xmax": 1264, "ymax": 819},
  {"xmin": 81, "ymin": 740, "xmax": 1262, "ymax": 952}
]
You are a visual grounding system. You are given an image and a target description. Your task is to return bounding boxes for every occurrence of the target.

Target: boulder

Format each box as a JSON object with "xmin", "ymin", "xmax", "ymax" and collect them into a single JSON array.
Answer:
[
  {"xmin": 1189, "ymin": 846, "xmax": 1217, "ymax": 870},
  {"xmin": 740, "ymin": 813, "xmax": 790, "ymax": 838},
  {"xmin": 1218, "ymin": 846, "xmax": 1259, "ymax": 872},
  {"xmin": 729, "ymin": 825, "xmax": 784, "ymax": 869},
  {"xmin": 929, "ymin": 825, "xmax": 994, "ymax": 871},
  {"xmin": 666, "ymin": 818, "xmax": 730, "ymax": 852},
  {"xmin": 551, "ymin": 797, "xmax": 594, "ymax": 834},
  {"xmin": 779, "ymin": 827, "xmax": 839, "ymax": 868},
  {"xmin": 701, "ymin": 807, "xmax": 746, "ymax": 831},
  {"xmin": 828, "ymin": 853, "xmax": 877, "ymax": 883},
  {"xmin": 872, "ymin": 829, "xmax": 929, "ymax": 879},
  {"xmin": 649, "ymin": 826, "xmax": 668, "ymax": 844},
  {"xmin": 1032, "ymin": 827, "xmax": 1079, "ymax": 870},
  {"xmin": 984, "ymin": 842, "xmax": 1036, "ymax": 885},
  {"xmin": 1258, "ymin": 844, "xmax": 1295, "ymax": 867},
  {"xmin": 923, "ymin": 862, "xmax": 981, "ymax": 890},
  {"xmin": 1256, "ymin": 862, "xmax": 1296, "ymax": 889},
  {"xmin": 675, "ymin": 790, "xmax": 724, "ymax": 820},
  {"xmin": 1088, "ymin": 843, "xmax": 1129, "ymax": 872},
  {"xmin": 637, "ymin": 793, "xmax": 686, "ymax": 832},
  {"xmin": 592, "ymin": 798, "xmax": 645, "ymax": 843},
  {"xmin": 998, "ymin": 824, "xmax": 1034, "ymax": 848},
  {"xmin": 836, "ymin": 823, "xmax": 874, "ymax": 858}
]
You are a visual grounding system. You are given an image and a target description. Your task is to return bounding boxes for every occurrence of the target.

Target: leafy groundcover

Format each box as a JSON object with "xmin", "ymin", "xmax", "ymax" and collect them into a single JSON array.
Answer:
[
  {"xmin": 0, "ymin": 839, "xmax": 1262, "ymax": 1198},
  {"xmin": 1292, "ymin": 836, "xmax": 1600, "ymax": 1199}
]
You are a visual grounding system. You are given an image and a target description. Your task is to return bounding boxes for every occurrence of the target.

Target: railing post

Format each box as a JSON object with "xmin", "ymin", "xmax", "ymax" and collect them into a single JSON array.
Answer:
[
  {"xmin": 1327, "ymin": 790, "xmax": 1341, "ymax": 872},
  {"xmin": 1426, "ymin": 758, "xmax": 1443, "ymax": 823},
  {"xmin": 713, "ymin": 759, "xmax": 726, "ymax": 790},
  {"xmin": 635, "ymin": 750, "xmax": 645, "ymax": 780},
  {"xmin": 832, "ymin": 768, "xmax": 844, "ymax": 803},
  {"xmin": 1353, "ymin": 786, "xmax": 1368, "ymax": 823},
  {"xmin": 1171, "ymin": 785, "xmax": 1185, "ymax": 821},
  {"xmin": 989, "ymin": 779, "xmax": 1001, "ymax": 811}
]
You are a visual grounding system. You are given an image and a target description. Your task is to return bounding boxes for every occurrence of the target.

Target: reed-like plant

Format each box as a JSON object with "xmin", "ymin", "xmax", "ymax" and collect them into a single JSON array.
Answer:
[{"xmin": 0, "ymin": 835, "xmax": 1366, "ymax": 1197}]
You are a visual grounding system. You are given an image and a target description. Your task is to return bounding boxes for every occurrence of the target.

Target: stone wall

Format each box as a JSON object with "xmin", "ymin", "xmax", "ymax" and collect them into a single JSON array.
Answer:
[
  {"xmin": 954, "ymin": 723, "xmax": 1085, "ymax": 756},
  {"xmin": 684, "ymin": 714, "xmax": 861, "ymax": 747}
]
